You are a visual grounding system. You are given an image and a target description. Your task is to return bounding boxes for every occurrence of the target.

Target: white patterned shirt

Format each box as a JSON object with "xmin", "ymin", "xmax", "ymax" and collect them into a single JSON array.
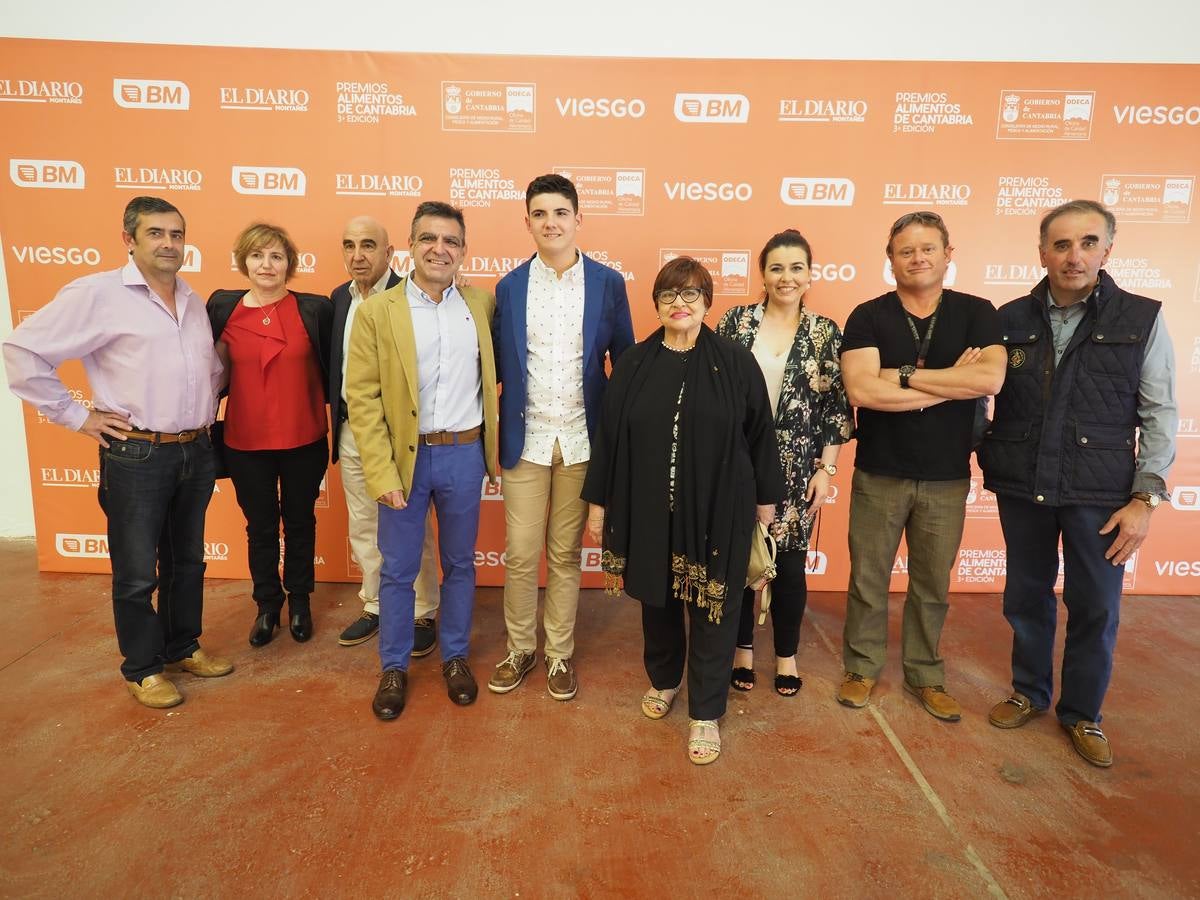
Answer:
[{"xmin": 522, "ymin": 251, "xmax": 589, "ymax": 465}]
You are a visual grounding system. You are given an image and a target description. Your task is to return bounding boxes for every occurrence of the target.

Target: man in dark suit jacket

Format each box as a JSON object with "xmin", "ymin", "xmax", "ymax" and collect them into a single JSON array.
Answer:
[
  {"xmin": 331, "ymin": 216, "xmax": 440, "ymax": 650},
  {"xmin": 488, "ymin": 174, "xmax": 635, "ymax": 701}
]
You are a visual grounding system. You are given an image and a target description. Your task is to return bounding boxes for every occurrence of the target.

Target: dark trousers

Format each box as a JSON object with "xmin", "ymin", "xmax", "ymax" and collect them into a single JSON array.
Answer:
[
  {"xmin": 997, "ymin": 495, "xmax": 1125, "ymax": 726},
  {"xmin": 736, "ymin": 547, "xmax": 808, "ymax": 657},
  {"xmin": 224, "ymin": 438, "xmax": 328, "ymax": 614},
  {"xmin": 98, "ymin": 434, "xmax": 216, "ymax": 682},
  {"xmin": 641, "ymin": 588, "xmax": 743, "ymax": 721}
]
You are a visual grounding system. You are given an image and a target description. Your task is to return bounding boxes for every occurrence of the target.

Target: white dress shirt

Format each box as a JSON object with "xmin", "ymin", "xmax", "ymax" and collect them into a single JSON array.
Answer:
[
  {"xmin": 341, "ymin": 271, "xmax": 392, "ymax": 403},
  {"xmin": 406, "ymin": 277, "xmax": 482, "ymax": 434},
  {"xmin": 523, "ymin": 252, "xmax": 588, "ymax": 465}
]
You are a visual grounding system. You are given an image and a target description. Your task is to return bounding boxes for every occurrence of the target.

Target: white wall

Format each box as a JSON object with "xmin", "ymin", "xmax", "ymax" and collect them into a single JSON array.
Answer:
[{"xmin": 2, "ymin": 0, "xmax": 1199, "ymax": 536}]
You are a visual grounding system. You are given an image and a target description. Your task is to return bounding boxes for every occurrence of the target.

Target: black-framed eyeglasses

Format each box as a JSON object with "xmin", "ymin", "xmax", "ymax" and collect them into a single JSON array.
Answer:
[{"xmin": 655, "ymin": 287, "xmax": 705, "ymax": 306}]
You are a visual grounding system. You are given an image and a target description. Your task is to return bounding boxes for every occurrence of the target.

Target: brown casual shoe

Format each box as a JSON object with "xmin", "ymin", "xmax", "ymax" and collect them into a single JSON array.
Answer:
[
  {"xmin": 487, "ymin": 650, "xmax": 536, "ymax": 694},
  {"xmin": 338, "ymin": 612, "xmax": 379, "ymax": 646},
  {"xmin": 443, "ymin": 658, "xmax": 478, "ymax": 706},
  {"xmin": 837, "ymin": 672, "xmax": 875, "ymax": 708},
  {"xmin": 126, "ymin": 674, "xmax": 183, "ymax": 709},
  {"xmin": 372, "ymin": 668, "xmax": 407, "ymax": 720},
  {"xmin": 171, "ymin": 649, "xmax": 233, "ymax": 678},
  {"xmin": 546, "ymin": 657, "xmax": 578, "ymax": 701},
  {"xmin": 1064, "ymin": 720, "xmax": 1113, "ymax": 767},
  {"xmin": 988, "ymin": 692, "xmax": 1045, "ymax": 729},
  {"xmin": 412, "ymin": 618, "xmax": 438, "ymax": 658},
  {"xmin": 904, "ymin": 682, "xmax": 962, "ymax": 722}
]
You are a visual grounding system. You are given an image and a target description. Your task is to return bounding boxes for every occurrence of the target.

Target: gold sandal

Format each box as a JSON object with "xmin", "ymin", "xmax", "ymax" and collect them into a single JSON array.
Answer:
[
  {"xmin": 641, "ymin": 684, "xmax": 681, "ymax": 720},
  {"xmin": 688, "ymin": 719, "xmax": 721, "ymax": 765}
]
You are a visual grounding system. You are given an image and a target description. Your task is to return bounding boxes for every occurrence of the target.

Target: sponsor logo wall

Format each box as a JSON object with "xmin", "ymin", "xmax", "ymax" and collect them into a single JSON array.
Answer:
[{"xmin": 2, "ymin": 40, "xmax": 1198, "ymax": 593}]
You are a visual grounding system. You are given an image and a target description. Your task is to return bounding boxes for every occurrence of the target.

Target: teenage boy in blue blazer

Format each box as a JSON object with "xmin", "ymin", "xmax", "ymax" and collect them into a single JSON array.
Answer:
[{"xmin": 489, "ymin": 174, "xmax": 635, "ymax": 700}]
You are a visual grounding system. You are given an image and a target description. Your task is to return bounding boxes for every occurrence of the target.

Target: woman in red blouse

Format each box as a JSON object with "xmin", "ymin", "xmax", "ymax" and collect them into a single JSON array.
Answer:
[{"xmin": 207, "ymin": 224, "xmax": 332, "ymax": 647}]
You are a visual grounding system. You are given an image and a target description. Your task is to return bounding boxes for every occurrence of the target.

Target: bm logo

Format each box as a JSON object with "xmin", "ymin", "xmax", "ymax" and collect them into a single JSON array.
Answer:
[
  {"xmin": 673, "ymin": 92, "xmax": 750, "ymax": 124},
  {"xmin": 9, "ymin": 158, "xmax": 85, "ymax": 189},
  {"xmin": 231, "ymin": 166, "xmax": 307, "ymax": 197},
  {"xmin": 780, "ymin": 177, "xmax": 855, "ymax": 207},
  {"xmin": 56, "ymin": 533, "xmax": 110, "ymax": 558},
  {"xmin": 113, "ymin": 78, "xmax": 190, "ymax": 110}
]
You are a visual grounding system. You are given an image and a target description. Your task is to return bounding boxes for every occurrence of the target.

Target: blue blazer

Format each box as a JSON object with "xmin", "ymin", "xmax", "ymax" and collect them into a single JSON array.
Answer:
[{"xmin": 493, "ymin": 253, "xmax": 635, "ymax": 470}]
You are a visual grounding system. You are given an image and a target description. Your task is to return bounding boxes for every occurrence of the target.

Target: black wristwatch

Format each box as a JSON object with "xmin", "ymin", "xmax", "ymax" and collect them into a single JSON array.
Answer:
[{"xmin": 899, "ymin": 365, "xmax": 916, "ymax": 389}]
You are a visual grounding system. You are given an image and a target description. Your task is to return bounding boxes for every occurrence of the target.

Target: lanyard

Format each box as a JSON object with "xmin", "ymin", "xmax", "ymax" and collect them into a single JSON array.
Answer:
[{"xmin": 903, "ymin": 293, "xmax": 942, "ymax": 368}]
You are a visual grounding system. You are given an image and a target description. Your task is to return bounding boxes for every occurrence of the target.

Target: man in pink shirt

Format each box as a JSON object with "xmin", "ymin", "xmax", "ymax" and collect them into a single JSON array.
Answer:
[{"xmin": 4, "ymin": 196, "xmax": 234, "ymax": 709}]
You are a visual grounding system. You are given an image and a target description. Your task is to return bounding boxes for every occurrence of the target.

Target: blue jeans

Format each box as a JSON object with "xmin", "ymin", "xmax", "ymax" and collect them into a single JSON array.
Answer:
[
  {"xmin": 997, "ymin": 495, "xmax": 1124, "ymax": 725},
  {"xmin": 97, "ymin": 434, "xmax": 216, "ymax": 682},
  {"xmin": 377, "ymin": 440, "xmax": 485, "ymax": 671}
]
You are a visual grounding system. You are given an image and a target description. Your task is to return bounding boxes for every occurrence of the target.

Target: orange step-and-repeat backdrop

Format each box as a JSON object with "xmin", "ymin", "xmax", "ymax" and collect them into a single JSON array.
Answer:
[{"xmin": 2, "ymin": 39, "xmax": 1198, "ymax": 593}]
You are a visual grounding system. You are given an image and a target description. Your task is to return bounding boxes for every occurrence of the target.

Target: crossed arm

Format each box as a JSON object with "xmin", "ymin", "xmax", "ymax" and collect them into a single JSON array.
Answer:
[{"xmin": 841, "ymin": 344, "xmax": 1006, "ymax": 412}]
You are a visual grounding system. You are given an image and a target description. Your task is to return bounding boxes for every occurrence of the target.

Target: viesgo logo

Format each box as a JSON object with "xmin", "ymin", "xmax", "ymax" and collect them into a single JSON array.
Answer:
[
  {"xmin": 231, "ymin": 166, "xmax": 306, "ymax": 197},
  {"xmin": 555, "ymin": 96, "xmax": 646, "ymax": 119},
  {"xmin": 113, "ymin": 78, "xmax": 190, "ymax": 110},
  {"xmin": 9, "ymin": 158, "xmax": 85, "ymax": 189},
  {"xmin": 1113, "ymin": 104, "xmax": 1200, "ymax": 126},
  {"xmin": 780, "ymin": 177, "xmax": 855, "ymax": 207},
  {"xmin": 663, "ymin": 180, "xmax": 752, "ymax": 202},
  {"xmin": 673, "ymin": 92, "xmax": 750, "ymax": 124},
  {"xmin": 11, "ymin": 245, "xmax": 101, "ymax": 266},
  {"xmin": 56, "ymin": 533, "xmax": 109, "ymax": 558}
]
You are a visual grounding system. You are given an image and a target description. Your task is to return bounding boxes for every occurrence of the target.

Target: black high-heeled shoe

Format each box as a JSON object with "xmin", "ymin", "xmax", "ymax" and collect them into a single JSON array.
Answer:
[
  {"xmin": 288, "ymin": 595, "xmax": 313, "ymax": 643},
  {"xmin": 249, "ymin": 610, "xmax": 279, "ymax": 647}
]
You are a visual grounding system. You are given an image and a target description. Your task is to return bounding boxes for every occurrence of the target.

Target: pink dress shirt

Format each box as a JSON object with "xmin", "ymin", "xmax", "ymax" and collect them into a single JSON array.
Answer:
[{"xmin": 3, "ymin": 261, "xmax": 222, "ymax": 432}]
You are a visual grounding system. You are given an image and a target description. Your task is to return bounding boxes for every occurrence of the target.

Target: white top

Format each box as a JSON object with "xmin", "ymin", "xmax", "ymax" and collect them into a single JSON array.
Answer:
[
  {"xmin": 751, "ymin": 341, "xmax": 788, "ymax": 418},
  {"xmin": 522, "ymin": 251, "xmax": 589, "ymax": 466},
  {"xmin": 406, "ymin": 277, "xmax": 483, "ymax": 434},
  {"xmin": 341, "ymin": 271, "xmax": 392, "ymax": 403}
]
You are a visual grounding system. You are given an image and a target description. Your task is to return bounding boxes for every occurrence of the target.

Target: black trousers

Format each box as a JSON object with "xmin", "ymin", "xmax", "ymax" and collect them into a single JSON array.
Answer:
[
  {"xmin": 224, "ymin": 438, "xmax": 328, "ymax": 613},
  {"xmin": 736, "ymin": 548, "xmax": 808, "ymax": 657},
  {"xmin": 641, "ymin": 587, "xmax": 743, "ymax": 721}
]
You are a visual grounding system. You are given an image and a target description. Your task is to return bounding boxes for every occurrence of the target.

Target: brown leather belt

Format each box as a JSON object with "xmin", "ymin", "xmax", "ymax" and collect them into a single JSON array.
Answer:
[
  {"xmin": 124, "ymin": 427, "xmax": 208, "ymax": 444},
  {"xmin": 419, "ymin": 426, "xmax": 481, "ymax": 446}
]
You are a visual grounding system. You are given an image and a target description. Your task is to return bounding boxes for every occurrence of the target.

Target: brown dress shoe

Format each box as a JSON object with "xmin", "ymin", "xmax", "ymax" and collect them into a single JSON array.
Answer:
[
  {"xmin": 172, "ymin": 649, "xmax": 234, "ymax": 678},
  {"xmin": 836, "ymin": 672, "xmax": 875, "ymax": 708},
  {"xmin": 1065, "ymin": 720, "xmax": 1113, "ymax": 767},
  {"xmin": 488, "ymin": 650, "xmax": 536, "ymax": 694},
  {"xmin": 904, "ymin": 682, "xmax": 962, "ymax": 722},
  {"xmin": 443, "ymin": 658, "xmax": 478, "ymax": 706},
  {"xmin": 126, "ymin": 674, "xmax": 183, "ymax": 709},
  {"xmin": 546, "ymin": 657, "xmax": 578, "ymax": 701},
  {"xmin": 372, "ymin": 668, "xmax": 407, "ymax": 720},
  {"xmin": 988, "ymin": 693, "xmax": 1045, "ymax": 729}
]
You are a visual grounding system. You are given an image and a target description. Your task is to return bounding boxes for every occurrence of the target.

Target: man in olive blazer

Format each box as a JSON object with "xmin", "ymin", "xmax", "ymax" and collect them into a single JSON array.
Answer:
[{"xmin": 346, "ymin": 202, "xmax": 499, "ymax": 718}]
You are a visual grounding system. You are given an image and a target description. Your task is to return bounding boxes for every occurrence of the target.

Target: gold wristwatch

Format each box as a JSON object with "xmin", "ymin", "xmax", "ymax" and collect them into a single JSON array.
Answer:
[
  {"xmin": 815, "ymin": 461, "xmax": 838, "ymax": 476},
  {"xmin": 1131, "ymin": 491, "xmax": 1161, "ymax": 510}
]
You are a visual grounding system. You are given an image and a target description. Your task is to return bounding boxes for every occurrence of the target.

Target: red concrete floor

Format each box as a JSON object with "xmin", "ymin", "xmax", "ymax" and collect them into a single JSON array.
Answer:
[{"xmin": 0, "ymin": 537, "xmax": 1197, "ymax": 899}]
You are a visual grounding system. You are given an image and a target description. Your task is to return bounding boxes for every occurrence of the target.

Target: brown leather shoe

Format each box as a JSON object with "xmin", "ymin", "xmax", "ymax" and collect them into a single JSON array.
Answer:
[
  {"xmin": 836, "ymin": 672, "xmax": 875, "ymax": 708},
  {"xmin": 546, "ymin": 657, "xmax": 578, "ymax": 701},
  {"xmin": 126, "ymin": 673, "xmax": 183, "ymax": 709},
  {"xmin": 487, "ymin": 650, "xmax": 536, "ymax": 694},
  {"xmin": 443, "ymin": 658, "xmax": 478, "ymax": 706},
  {"xmin": 372, "ymin": 668, "xmax": 407, "ymax": 720},
  {"xmin": 171, "ymin": 649, "xmax": 234, "ymax": 678},
  {"xmin": 988, "ymin": 692, "xmax": 1045, "ymax": 729},
  {"xmin": 1064, "ymin": 720, "xmax": 1113, "ymax": 767},
  {"xmin": 904, "ymin": 682, "xmax": 962, "ymax": 722}
]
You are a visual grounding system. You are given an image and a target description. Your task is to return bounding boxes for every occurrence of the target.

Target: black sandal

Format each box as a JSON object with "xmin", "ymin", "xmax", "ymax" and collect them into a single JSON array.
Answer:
[
  {"xmin": 731, "ymin": 667, "xmax": 756, "ymax": 692},
  {"xmin": 774, "ymin": 674, "xmax": 802, "ymax": 696}
]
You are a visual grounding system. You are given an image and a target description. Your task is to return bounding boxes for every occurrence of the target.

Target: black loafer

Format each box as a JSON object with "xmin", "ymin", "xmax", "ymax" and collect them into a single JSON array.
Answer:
[
  {"xmin": 338, "ymin": 612, "xmax": 379, "ymax": 646},
  {"xmin": 442, "ymin": 657, "xmax": 478, "ymax": 706},
  {"xmin": 289, "ymin": 610, "xmax": 313, "ymax": 643},
  {"xmin": 372, "ymin": 668, "xmax": 407, "ymax": 720},
  {"xmin": 413, "ymin": 617, "xmax": 438, "ymax": 657},
  {"xmin": 249, "ymin": 611, "xmax": 279, "ymax": 647}
]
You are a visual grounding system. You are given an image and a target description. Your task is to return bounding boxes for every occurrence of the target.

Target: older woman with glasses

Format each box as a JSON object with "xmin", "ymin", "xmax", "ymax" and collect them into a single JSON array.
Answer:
[
  {"xmin": 582, "ymin": 256, "xmax": 784, "ymax": 765},
  {"xmin": 717, "ymin": 229, "xmax": 853, "ymax": 696},
  {"xmin": 208, "ymin": 223, "xmax": 332, "ymax": 648}
]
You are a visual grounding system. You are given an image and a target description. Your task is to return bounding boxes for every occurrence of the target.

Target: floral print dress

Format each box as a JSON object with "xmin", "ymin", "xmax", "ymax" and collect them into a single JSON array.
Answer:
[{"xmin": 717, "ymin": 302, "xmax": 853, "ymax": 552}]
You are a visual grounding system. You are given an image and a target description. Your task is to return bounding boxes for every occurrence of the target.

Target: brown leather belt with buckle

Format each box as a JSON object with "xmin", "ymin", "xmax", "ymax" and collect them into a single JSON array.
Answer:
[
  {"xmin": 124, "ymin": 427, "xmax": 207, "ymax": 444},
  {"xmin": 419, "ymin": 426, "xmax": 481, "ymax": 446}
]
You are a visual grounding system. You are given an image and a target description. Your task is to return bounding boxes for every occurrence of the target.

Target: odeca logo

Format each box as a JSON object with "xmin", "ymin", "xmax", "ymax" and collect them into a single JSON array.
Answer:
[
  {"xmin": 663, "ymin": 180, "xmax": 752, "ymax": 202},
  {"xmin": 1171, "ymin": 486, "xmax": 1200, "ymax": 511},
  {"xmin": 113, "ymin": 78, "xmax": 189, "ymax": 110},
  {"xmin": 555, "ymin": 96, "xmax": 646, "ymax": 119},
  {"xmin": 673, "ymin": 92, "xmax": 750, "ymax": 124},
  {"xmin": 884, "ymin": 258, "xmax": 957, "ymax": 286},
  {"xmin": 9, "ymin": 158, "xmax": 84, "ymax": 190},
  {"xmin": 780, "ymin": 177, "xmax": 854, "ymax": 206},
  {"xmin": 56, "ymin": 533, "xmax": 109, "ymax": 559},
  {"xmin": 232, "ymin": 166, "xmax": 306, "ymax": 196}
]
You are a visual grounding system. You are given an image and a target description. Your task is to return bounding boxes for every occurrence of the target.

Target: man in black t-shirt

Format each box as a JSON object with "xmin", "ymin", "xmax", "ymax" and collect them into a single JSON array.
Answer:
[{"xmin": 837, "ymin": 212, "xmax": 1005, "ymax": 720}]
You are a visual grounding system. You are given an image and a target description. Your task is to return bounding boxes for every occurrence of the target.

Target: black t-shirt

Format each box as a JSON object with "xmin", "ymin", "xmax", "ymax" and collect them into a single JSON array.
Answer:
[{"xmin": 841, "ymin": 289, "xmax": 1001, "ymax": 481}]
